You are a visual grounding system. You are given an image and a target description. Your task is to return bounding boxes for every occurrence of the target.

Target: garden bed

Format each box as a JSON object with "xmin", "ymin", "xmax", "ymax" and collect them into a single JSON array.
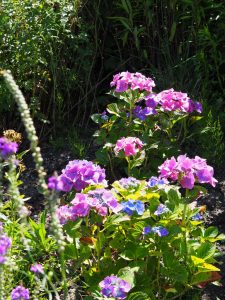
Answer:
[{"xmin": 20, "ymin": 145, "xmax": 225, "ymax": 300}]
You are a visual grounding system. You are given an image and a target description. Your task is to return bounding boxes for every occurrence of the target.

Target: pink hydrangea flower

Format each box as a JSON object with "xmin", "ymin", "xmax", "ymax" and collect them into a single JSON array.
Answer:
[
  {"xmin": 155, "ymin": 89, "xmax": 202, "ymax": 113},
  {"xmin": 159, "ymin": 154, "xmax": 217, "ymax": 189},
  {"xmin": 56, "ymin": 189, "xmax": 122, "ymax": 224},
  {"xmin": 110, "ymin": 71, "xmax": 155, "ymax": 93},
  {"xmin": 114, "ymin": 137, "xmax": 144, "ymax": 157}
]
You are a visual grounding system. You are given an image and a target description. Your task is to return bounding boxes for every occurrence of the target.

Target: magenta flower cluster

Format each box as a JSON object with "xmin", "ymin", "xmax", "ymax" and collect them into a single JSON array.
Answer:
[
  {"xmin": 0, "ymin": 226, "xmax": 11, "ymax": 264},
  {"xmin": 11, "ymin": 286, "xmax": 30, "ymax": 300},
  {"xmin": 0, "ymin": 137, "xmax": 18, "ymax": 158},
  {"xmin": 132, "ymin": 89, "xmax": 202, "ymax": 121},
  {"xmin": 155, "ymin": 88, "xmax": 202, "ymax": 113},
  {"xmin": 56, "ymin": 189, "xmax": 122, "ymax": 224},
  {"xmin": 114, "ymin": 137, "xmax": 143, "ymax": 157},
  {"xmin": 48, "ymin": 160, "xmax": 106, "ymax": 192},
  {"xmin": 99, "ymin": 275, "xmax": 132, "ymax": 299},
  {"xmin": 110, "ymin": 71, "xmax": 155, "ymax": 93},
  {"xmin": 159, "ymin": 155, "xmax": 217, "ymax": 189}
]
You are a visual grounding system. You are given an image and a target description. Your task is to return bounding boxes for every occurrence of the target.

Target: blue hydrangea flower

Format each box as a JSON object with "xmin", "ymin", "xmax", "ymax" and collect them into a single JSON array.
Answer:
[
  {"xmin": 191, "ymin": 213, "xmax": 203, "ymax": 221},
  {"xmin": 142, "ymin": 226, "xmax": 151, "ymax": 235},
  {"xmin": 152, "ymin": 226, "xmax": 169, "ymax": 237},
  {"xmin": 122, "ymin": 200, "xmax": 145, "ymax": 216},
  {"xmin": 148, "ymin": 176, "xmax": 167, "ymax": 187},
  {"xmin": 154, "ymin": 204, "xmax": 169, "ymax": 216}
]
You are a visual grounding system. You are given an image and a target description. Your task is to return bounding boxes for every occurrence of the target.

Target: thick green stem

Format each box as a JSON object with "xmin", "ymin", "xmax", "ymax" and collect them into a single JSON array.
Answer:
[
  {"xmin": 182, "ymin": 190, "xmax": 189, "ymax": 266},
  {"xmin": 127, "ymin": 157, "xmax": 131, "ymax": 177}
]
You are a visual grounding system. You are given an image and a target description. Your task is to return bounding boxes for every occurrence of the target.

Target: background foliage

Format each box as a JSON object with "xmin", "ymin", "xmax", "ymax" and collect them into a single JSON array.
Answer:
[{"xmin": 0, "ymin": 0, "xmax": 224, "ymax": 165}]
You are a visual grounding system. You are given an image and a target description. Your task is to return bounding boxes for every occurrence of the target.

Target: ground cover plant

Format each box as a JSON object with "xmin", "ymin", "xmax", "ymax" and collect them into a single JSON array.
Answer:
[{"xmin": 0, "ymin": 70, "xmax": 224, "ymax": 300}]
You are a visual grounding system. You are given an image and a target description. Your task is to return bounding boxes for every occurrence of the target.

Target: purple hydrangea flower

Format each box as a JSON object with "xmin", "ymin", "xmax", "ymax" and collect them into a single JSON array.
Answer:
[
  {"xmin": 51, "ymin": 160, "xmax": 106, "ymax": 192},
  {"xmin": 56, "ymin": 205, "xmax": 75, "ymax": 225},
  {"xmin": 122, "ymin": 200, "xmax": 145, "ymax": 216},
  {"xmin": 0, "ymin": 137, "xmax": 18, "ymax": 158},
  {"xmin": 133, "ymin": 105, "xmax": 156, "ymax": 121},
  {"xmin": 11, "ymin": 286, "xmax": 30, "ymax": 300},
  {"xmin": 145, "ymin": 94, "xmax": 158, "ymax": 110},
  {"xmin": 0, "ymin": 235, "xmax": 11, "ymax": 264},
  {"xmin": 30, "ymin": 263, "xmax": 44, "ymax": 274},
  {"xmin": 154, "ymin": 204, "xmax": 169, "ymax": 216},
  {"xmin": 87, "ymin": 189, "xmax": 122, "ymax": 215},
  {"xmin": 99, "ymin": 275, "xmax": 131, "ymax": 300}
]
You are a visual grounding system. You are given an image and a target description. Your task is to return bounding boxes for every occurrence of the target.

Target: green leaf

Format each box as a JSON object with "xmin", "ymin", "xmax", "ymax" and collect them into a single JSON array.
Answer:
[
  {"xmin": 167, "ymin": 188, "xmax": 181, "ymax": 206},
  {"xmin": 104, "ymin": 214, "xmax": 130, "ymax": 229},
  {"xmin": 127, "ymin": 292, "xmax": 150, "ymax": 300},
  {"xmin": 117, "ymin": 266, "xmax": 139, "ymax": 287},
  {"xmin": 162, "ymin": 262, "xmax": 188, "ymax": 283},
  {"xmin": 107, "ymin": 103, "xmax": 121, "ymax": 117},
  {"xmin": 64, "ymin": 244, "xmax": 79, "ymax": 260},
  {"xmin": 204, "ymin": 226, "xmax": 219, "ymax": 238},
  {"xmin": 191, "ymin": 272, "xmax": 212, "ymax": 285},
  {"xmin": 191, "ymin": 256, "xmax": 220, "ymax": 272},
  {"xmin": 91, "ymin": 113, "xmax": 102, "ymax": 124},
  {"xmin": 129, "ymin": 150, "xmax": 145, "ymax": 169},
  {"xmin": 64, "ymin": 219, "xmax": 82, "ymax": 238},
  {"xmin": 196, "ymin": 243, "xmax": 216, "ymax": 260},
  {"xmin": 198, "ymin": 263, "xmax": 220, "ymax": 272}
]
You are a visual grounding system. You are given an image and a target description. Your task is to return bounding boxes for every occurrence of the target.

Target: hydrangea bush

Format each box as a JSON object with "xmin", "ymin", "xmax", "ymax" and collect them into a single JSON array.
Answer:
[
  {"xmin": 0, "ymin": 70, "xmax": 223, "ymax": 300},
  {"xmin": 92, "ymin": 71, "xmax": 203, "ymax": 177}
]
